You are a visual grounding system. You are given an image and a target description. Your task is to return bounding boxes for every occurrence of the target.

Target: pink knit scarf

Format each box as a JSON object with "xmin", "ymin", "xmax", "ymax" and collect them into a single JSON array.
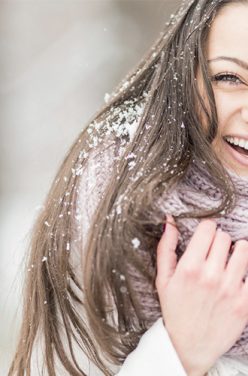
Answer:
[{"xmin": 157, "ymin": 160, "xmax": 248, "ymax": 359}]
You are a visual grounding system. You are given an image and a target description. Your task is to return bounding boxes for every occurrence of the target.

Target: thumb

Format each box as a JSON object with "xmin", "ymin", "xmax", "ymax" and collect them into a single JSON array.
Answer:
[{"xmin": 156, "ymin": 215, "xmax": 179, "ymax": 289}]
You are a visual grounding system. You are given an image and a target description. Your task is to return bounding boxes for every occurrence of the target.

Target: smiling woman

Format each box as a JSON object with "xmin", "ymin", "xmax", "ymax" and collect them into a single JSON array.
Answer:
[
  {"xmin": 9, "ymin": 1, "xmax": 248, "ymax": 376},
  {"xmin": 206, "ymin": 2, "xmax": 248, "ymax": 175}
]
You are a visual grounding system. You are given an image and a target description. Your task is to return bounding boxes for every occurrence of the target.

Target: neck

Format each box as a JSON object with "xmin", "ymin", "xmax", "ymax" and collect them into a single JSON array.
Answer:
[{"xmin": 225, "ymin": 166, "xmax": 248, "ymax": 197}]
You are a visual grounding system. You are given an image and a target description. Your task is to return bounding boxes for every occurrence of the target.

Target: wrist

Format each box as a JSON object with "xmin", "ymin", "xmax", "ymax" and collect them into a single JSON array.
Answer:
[
  {"xmin": 184, "ymin": 362, "xmax": 208, "ymax": 376},
  {"xmin": 161, "ymin": 319, "xmax": 209, "ymax": 376},
  {"xmin": 176, "ymin": 354, "xmax": 209, "ymax": 376}
]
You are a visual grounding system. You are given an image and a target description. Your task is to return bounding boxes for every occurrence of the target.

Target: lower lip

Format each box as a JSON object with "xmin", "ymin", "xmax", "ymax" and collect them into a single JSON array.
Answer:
[{"xmin": 223, "ymin": 139, "xmax": 248, "ymax": 167}]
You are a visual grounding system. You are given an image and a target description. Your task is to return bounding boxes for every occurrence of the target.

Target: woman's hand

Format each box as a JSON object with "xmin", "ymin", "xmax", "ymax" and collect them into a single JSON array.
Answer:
[{"xmin": 156, "ymin": 215, "xmax": 248, "ymax": 376}]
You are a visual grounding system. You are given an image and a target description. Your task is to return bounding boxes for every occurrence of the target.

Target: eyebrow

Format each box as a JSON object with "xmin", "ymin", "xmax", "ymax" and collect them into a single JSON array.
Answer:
[{"xmin": 208, "ymin": 56, "xmax": 248, "ymax": 71}]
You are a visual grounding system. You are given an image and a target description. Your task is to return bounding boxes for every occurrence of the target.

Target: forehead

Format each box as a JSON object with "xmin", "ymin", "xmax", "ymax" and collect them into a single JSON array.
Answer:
[{"xmin": 207, "ymin": 3, "xmax": 248, "ymax": 59}]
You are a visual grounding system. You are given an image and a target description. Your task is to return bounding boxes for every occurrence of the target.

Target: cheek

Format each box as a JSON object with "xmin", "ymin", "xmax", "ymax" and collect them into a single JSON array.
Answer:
[{"xmin": 212, "ymin": 90, "xmax": 233, "ymax": 135}]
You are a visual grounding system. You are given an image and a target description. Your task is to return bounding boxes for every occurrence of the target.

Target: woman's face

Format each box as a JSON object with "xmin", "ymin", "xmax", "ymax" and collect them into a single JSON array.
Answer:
[{"xmin": 204, "ymin": 2, "xmax": 248, "ymax": 177}]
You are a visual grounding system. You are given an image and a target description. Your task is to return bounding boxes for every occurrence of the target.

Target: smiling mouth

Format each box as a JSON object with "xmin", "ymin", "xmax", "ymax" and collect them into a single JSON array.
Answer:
[{"xmin": 223, "ymin": 137, "xmax": 248, "ymax": 157}]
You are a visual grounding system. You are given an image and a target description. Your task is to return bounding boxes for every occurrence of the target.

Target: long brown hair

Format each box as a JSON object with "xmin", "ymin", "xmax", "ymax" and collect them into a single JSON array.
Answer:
[{"xmin": 9, "ymin": 0, "xmax": 246, "ymax": 375}]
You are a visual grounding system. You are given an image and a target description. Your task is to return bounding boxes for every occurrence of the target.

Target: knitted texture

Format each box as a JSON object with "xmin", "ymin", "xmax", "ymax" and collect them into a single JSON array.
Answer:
[
  {"xmin": 156, "ymin": 160, "xmax": 248, "ymax": 359},
  {"xmin": 78, "ymin": 138, "xmax": 248, "ymax": 362}
]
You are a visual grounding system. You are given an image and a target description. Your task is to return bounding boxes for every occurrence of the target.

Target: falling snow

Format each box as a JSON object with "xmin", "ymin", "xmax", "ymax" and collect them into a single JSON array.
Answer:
[
  {"xmin": 72, "ymin": 166, "xmax": 83, "ymax": 177},
  {"xmin": 120, "ymin": 286, "xmax": 127, "ymax": 293},
  {"xmin": 86, "ymin": 96, "xmax": 146, "ymax": 149},
  {"xmin": 116, "ymin": 205, "xmax": 122, "ymax": 215},
  {"xmin": 79, "ymin": 150, "xmax": 89, "ymax": 160},
  {"xmin": 128, "ymin": 161, "xmax": 136, "ymax": 171},
  {"xmin": 131, "ymin": 238, "xmax": 140, "ymax": 249},
  {"xmin": 104, "ymin": 93, "xmax": 111, "ymax": 103}
]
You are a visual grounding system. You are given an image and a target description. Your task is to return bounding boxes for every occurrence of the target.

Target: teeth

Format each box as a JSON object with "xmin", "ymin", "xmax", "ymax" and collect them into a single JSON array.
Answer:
[
  {"xmin": 226, "ymin": 136, "xmax": 248, "ymax": 150},
  {"xmin": 234, "ymin": 138, "xmax": 239, "ymax": 145},
  {"xmin": 240, "ymin": 140, "xmax": 245, "ymax": 148}
]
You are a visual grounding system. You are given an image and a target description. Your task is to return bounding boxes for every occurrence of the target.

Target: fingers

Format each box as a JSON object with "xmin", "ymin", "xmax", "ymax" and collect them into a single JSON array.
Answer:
[
  {"xmin": 156, "ymin": 214, "xmax": 248, "ymax": 298},
  {"xmin": 225, "ymin": 240, "xmax": 248, "ymax": 289},
  {"xmin": 179, "ymin": 220, "xmax": 217, "ymax": 266},
  {"xmin": 156, "ymin": 215, "xmax": 179, "ymax": 289},
  {"xmin": 206, "ymin": 229, "xmax": 232, "ymax": 273}
]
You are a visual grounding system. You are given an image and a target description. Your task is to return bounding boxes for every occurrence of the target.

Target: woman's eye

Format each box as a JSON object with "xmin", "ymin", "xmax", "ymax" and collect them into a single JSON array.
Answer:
[{"xmin": 212, "ymin": 73, "xmax": 243, "ymax": 86}]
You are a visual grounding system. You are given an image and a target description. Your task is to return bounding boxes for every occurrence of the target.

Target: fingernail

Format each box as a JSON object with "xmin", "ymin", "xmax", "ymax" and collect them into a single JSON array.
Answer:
[
  {"xmin": 166, "ymin": 214, "xmax": 175, "ymax": 225},
  {"xmin": 208, "ymin": 218, "xmax": 216, "ymax": 224},
  {"xmin": 166, "ymin": 214, "xmax": 178, "ymax": 230}
]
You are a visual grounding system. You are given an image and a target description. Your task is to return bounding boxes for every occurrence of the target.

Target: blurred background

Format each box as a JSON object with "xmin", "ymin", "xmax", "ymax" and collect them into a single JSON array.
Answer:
[{"xmin": 0, "ymin": 1, "xmax": 180, "ymax": 374}]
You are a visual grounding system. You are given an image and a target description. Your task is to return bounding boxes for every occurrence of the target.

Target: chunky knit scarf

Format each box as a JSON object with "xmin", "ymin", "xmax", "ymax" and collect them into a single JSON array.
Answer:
[
  {"xmin": 79, "ymin": 141, "xmax": 248, "ymax": 360},
  {"xmin": 156, "ymin": 160, "xmax": 248, "ymax": 359}
]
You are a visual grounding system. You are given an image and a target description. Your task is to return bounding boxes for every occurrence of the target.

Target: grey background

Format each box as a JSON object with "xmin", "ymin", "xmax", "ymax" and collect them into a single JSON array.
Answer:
[{"xmin": 0, "ymin": 1, "xmax": 180, "ymax": 374}]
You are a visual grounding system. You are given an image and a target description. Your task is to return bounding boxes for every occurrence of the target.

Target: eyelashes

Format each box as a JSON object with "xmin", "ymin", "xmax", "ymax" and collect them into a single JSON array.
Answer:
[{"xmin": 211, "ymin": 72, "xmax": 244, "ymax": 86}]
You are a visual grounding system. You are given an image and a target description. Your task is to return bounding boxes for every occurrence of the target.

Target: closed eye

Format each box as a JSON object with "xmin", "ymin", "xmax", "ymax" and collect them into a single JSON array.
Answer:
[{"xmin": 211, "ymin": 73, "xmax": 244, "ymax": 86}]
